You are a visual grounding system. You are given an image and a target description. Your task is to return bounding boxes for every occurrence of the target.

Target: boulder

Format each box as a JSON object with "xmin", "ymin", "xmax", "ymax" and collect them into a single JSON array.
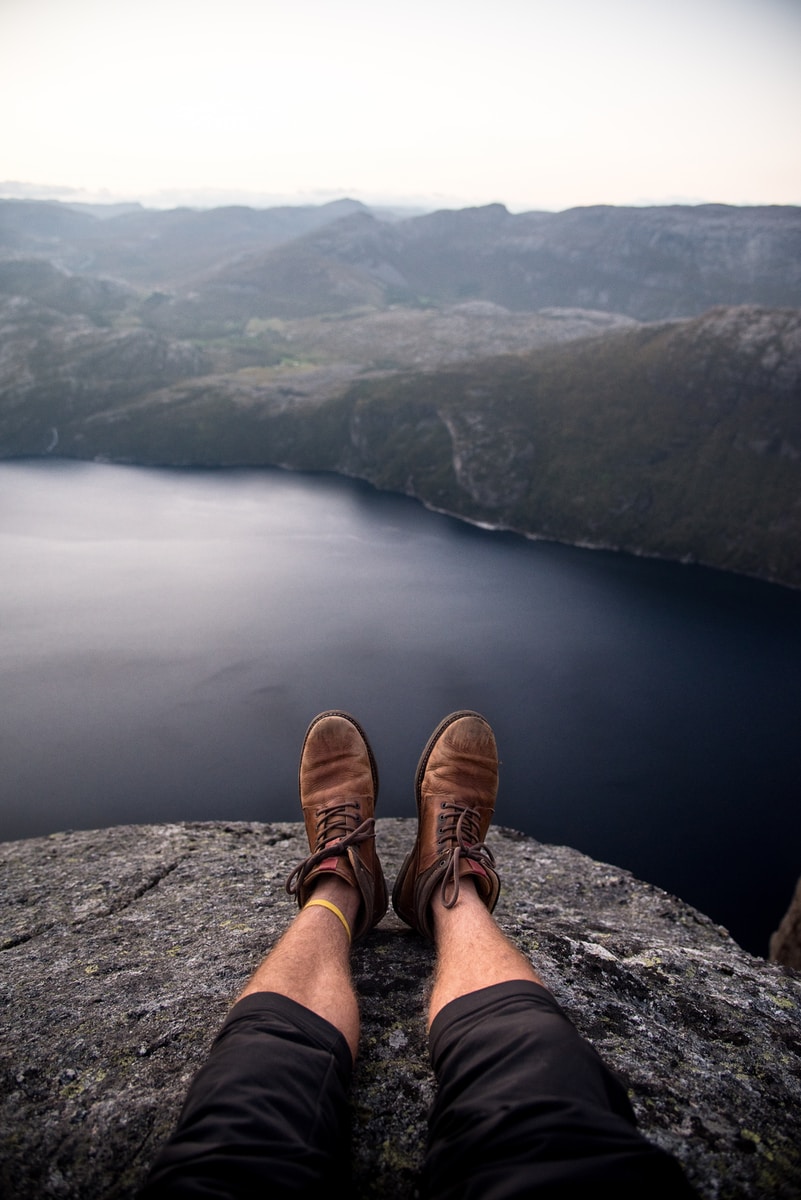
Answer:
[
  {"xmin": 1, "ymin": 820, "xmax": 799, "ymax": 1198},
  {"xmin": 770, "ymin": 874, "xmax": 801, "ymax": 970}
]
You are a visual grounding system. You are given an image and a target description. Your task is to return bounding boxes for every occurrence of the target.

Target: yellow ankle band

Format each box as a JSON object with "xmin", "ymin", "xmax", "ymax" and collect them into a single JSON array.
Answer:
[{"xmin": 303, "ymin": 898, "xmax": 352, "ymax": 943}]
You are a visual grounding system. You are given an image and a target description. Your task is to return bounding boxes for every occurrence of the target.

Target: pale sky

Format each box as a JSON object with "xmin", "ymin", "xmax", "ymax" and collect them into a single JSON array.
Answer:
[{"xmin": 2, "ymin": 0, "xmax": 800, "ymax": 212}]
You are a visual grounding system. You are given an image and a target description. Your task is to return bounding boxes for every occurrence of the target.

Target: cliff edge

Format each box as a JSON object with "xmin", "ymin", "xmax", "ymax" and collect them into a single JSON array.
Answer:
[{"xmin": 1, "ymin": 820, "xmax": 799, "ymax": 1199}]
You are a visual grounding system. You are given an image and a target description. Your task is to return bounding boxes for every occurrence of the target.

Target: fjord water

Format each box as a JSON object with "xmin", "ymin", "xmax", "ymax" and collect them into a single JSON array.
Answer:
[{"xmin": 2, "ymin": 460, "xmax": 800, "ymax": 956}]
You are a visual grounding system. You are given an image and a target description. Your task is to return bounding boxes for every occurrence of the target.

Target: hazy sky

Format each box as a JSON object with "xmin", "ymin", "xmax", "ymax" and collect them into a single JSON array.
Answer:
[{"xmin": 2, "ymin": 0, "xmax": 800, "ymax": 212}]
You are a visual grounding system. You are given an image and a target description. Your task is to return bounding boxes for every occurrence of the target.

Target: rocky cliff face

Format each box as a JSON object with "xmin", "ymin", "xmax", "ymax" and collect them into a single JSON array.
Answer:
[
  {"xmin": 332, "ymin": 306, "xmax": 801, "ymax": 587},
  {"xmin": 1, "ymin": 820, "xmax": 799, "ymax": 1199}
]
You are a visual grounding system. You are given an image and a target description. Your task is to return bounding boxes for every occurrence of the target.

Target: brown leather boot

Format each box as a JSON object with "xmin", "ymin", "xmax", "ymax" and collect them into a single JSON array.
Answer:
[
  {"xmin": 392, "ymin": 710, "xmax": 501, "ymax": 939},
  {"xmin": 286, "ymin": 710, "xmax": 388, "ymax": 940}
]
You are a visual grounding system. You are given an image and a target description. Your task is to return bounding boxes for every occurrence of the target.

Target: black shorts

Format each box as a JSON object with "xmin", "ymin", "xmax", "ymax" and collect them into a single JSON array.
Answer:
[{"xmin": 140, "ymin": 981, "xmax": 697, "ymax": 1199}]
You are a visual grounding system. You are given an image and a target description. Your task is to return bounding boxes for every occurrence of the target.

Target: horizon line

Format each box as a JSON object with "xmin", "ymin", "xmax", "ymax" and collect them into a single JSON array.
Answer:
[{"xmin": 2, "ymin": 181, "xmax": 799, "ymax": 215}]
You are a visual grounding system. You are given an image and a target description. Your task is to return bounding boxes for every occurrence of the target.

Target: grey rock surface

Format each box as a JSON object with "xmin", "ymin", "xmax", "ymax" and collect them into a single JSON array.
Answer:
[{"xmin": 1, "ymin": 820, "xmax": 799, "ymax": 1199}]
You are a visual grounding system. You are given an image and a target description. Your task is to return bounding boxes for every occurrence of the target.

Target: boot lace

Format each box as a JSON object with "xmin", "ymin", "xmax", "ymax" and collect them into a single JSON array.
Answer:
[
  {"xmin": 436, "ymin": 801, "xmax": 496, "ymax": 909},
  {"xmin": 286, "ymin": 801, "xmax": 375, "ymax": 897}
]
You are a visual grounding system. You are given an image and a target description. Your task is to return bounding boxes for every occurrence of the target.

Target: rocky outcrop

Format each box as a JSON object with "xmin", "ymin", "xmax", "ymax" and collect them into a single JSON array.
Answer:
[
  {"xmin": 771, "ymin": 875, "xmax": 801, "ymax": 969},
  {"xmin": 1, "ymin": 821, "xmax": 799, "ymax": 1199}
]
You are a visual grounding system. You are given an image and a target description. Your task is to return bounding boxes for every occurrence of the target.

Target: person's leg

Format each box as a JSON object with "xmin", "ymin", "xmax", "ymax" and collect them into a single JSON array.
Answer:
[
  {"xmin": 139, "ymin": 908, "xmax": 358, "ymax": 1200},
  {"xmin": 428, "ymin": 877, "xmax": 545, "ymax": 1020},
  {"xmin": 427, "ymin": 882, "xmax": 697, "ymax": 1198},
  {"xmin": 140, "ymin": 711, "xmax": 388, "ymax": 1200},
  {"xmin": 394, "ymin": 711, "xmax": 698, "ymax": 1199},
  {"xmin": 238, "ymin": 872, "xmax": 361, "ymax": 1057}
]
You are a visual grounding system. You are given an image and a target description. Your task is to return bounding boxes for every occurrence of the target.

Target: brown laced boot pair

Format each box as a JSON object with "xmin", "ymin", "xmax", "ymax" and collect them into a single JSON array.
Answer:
[{"xmin": 286, "ymin": 709, "xmax": 501, "ymax": 941}]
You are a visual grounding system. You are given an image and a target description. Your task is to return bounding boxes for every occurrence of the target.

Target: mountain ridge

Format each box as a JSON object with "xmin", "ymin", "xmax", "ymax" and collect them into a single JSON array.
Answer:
[
  {"xmin": 2, "ymin": 198, "xmax": 799, "ymax": 316},
  {"xmin": 1, "ymin": 198, "xmax": 799, "ymax": 588}
]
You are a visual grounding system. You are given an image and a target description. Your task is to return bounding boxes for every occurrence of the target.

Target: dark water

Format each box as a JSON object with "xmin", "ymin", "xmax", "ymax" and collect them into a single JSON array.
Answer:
[{"xmin": 2, "ymin": 459, "xmax": 800, "ymax": 956}]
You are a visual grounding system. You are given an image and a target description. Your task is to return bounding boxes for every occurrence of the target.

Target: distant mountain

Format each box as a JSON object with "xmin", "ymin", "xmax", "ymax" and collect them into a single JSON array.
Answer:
[
  {"xmin": 394, "ymin": 203, "xmax": 801, "ymax": 317},
  {"xmin": 170, "ymin": 203, "xmax": 801, "ymax": 325},
  {"xmin": 0, "ymin": 259, "xmax": 135, "ymax": 323},
  {"xmin": 0, "ymin": 200, "xmax": 98, "ymax": 248},
  {"xmin": 1, "ymin": 198, "xmax": 799, "ymax": 319},
  {"xmin": 1, "ymin": 197, "xmax": 799, "ymax": 586},
  {"xmin": 0, "ymin": 197, "xmax": 370, "ymax": 287}
]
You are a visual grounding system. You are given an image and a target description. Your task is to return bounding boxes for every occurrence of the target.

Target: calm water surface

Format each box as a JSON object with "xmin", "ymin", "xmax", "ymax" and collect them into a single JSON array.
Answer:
[{"xmin": 2, "ymin": 459, "xmax": 800, "ymax": 956}]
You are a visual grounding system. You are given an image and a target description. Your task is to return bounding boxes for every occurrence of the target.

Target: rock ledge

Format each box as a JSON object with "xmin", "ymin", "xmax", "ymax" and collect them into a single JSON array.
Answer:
[{"xmin": 1, "ymin": 821, "xmax": 799, "ymax": 1199}]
